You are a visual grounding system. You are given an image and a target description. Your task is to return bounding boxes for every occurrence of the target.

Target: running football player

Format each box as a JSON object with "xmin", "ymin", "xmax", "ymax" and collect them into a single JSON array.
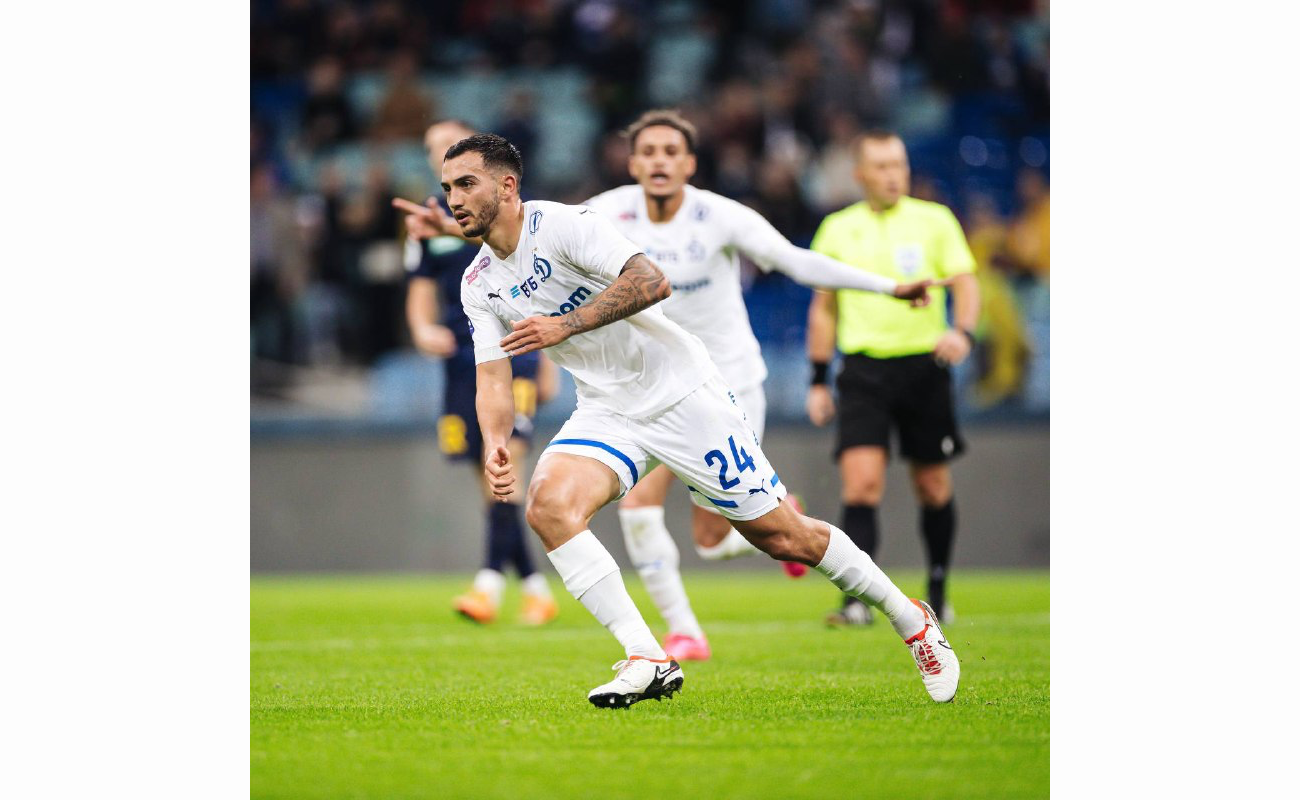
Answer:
[{"xmin": 443, "ymin": 132, "xmax": 959, "ymax": 708}]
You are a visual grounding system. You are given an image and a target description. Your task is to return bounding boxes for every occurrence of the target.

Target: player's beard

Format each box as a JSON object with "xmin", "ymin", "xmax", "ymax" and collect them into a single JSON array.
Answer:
[{"xmin": 461, "ymin": 194, "xmax": 500, "ymax": 238}]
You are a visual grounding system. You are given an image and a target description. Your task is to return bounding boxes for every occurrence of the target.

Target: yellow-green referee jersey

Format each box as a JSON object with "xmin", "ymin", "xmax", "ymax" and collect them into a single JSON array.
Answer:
[{"xmin": 811, "ymin": 196, "xmax": 977, "ymax": 358}]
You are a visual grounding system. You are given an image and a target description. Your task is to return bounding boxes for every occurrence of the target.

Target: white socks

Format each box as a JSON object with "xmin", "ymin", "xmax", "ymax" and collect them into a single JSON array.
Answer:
[
  {"xmin": 520, "ymin": 572, "xmax": 552, "ymax": 598},
  {"xmin": 816, "ymin": 524, "xmax": 925, "ymax": 638},
  {"xmin": 472, "ymin": 568, "xmax": 506, "ymax": 606},
  {"xmin": 547, "ymin": 530, "xmax": 666, "ymax": 659},
  {"xmin": 695, "ymin": 527, "xmax": 759, "ymax": 560},
  {"xmin": 618, "ymin": 507, "xmax": 705, "ymax": 639}
]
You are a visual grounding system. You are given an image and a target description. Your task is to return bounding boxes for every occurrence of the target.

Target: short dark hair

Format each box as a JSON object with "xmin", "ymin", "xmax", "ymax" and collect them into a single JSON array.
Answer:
[
  {"xmin": 623, "ymin": 109, "xmax": 698, "ymax": 154},
  {"xmin": 443, "ymin": 133, "xmax": 523, "ymax": 180}
]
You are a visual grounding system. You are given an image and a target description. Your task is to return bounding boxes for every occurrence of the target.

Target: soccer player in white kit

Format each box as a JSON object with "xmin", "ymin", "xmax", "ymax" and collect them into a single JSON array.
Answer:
[
  {"xmin": 585, "ymin": 110, "xmax": 938, "ymax": 662},
  {"xmin": 442, "ymin": 132, "xmax": 959, "ymax": 708}
]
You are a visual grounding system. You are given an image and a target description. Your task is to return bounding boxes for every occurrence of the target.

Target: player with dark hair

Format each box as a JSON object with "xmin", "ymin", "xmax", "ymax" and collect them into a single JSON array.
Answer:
[
  {"xmin": 440, "ymin": 132, "xmax": 959, "ymax": 707},
  {"xmin": 583, "ymin": 109, "xmax": 940, "ymax": 661},
  {"xmin": 394, "ymin": 120, "xmax": 559, "ymax": 626}
]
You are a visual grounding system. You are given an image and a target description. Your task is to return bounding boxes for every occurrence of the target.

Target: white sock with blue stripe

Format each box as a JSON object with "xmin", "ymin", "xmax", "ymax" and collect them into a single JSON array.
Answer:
[
  {"xmin": 547, "ymin": 530, "xmax": 666, "ymax": 659},
  {"xmin": 619, "ymin": 506, "xmax": 705, "ymax": 638}
]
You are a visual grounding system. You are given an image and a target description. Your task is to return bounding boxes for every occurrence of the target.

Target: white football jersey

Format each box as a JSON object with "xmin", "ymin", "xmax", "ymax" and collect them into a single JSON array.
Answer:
[
  {"xmin": 461, "ymin": 200, "xmax": 718, "ymax": 420},
  {"xmin": 585, "ymin": 184, "xmax": 790, "ymax": 393}
]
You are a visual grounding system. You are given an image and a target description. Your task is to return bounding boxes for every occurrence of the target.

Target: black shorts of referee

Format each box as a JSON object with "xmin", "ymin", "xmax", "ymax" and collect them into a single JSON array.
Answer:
[{"xmin": 834, "ymin": 353, "xmax": 966, "ymax": 463}]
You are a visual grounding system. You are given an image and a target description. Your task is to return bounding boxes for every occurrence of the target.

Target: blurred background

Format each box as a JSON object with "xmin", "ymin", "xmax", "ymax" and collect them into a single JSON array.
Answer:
[{"xmin": 250, "ymin": 0, "xmax": 1049, "ymax": 574}]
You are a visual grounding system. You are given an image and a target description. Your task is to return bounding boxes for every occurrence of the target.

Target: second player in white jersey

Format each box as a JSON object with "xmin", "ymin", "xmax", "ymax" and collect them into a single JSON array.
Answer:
[
  {"xmin": 584, "ymin": 183, "xmax": 775, "ymax": 394},
  {"xmin": 580, "ymin": 111, "xmax": 939, "ymax": 662}
]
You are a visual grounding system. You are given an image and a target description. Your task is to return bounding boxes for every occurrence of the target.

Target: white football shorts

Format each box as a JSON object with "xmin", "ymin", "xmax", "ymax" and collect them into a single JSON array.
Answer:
[
  {"xmin": 541, "ymin": 376, "xmax": 787, "ymax": 521},
  {"xmin": 732, "ymin": 383, "xmax": 767, "ymax": 443}
]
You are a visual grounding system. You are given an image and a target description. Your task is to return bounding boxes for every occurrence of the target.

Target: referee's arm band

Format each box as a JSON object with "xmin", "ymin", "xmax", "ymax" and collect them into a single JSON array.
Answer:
[{"xmin": 811, "ymin": 361, "xmax": 831, "ymax": 386}]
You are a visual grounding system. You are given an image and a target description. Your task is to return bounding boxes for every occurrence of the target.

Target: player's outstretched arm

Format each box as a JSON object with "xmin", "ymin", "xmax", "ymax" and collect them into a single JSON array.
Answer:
[
  {"xmin": 475, "ymin": 358, "xmax": 518, "ymax": 501},
  {"xmin": 499, "ymin": 254, "xmax": 670, "ymax": 356},
  {"xmin": 730, "ymin": 204, "xmax": 939, "ymax": 306}
]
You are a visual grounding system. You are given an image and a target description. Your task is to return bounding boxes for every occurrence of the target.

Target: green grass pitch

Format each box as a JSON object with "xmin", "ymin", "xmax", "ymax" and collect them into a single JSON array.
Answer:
[{"xmin": 252, "ymin": 570, "xmax": 1048, "ymax": 799}]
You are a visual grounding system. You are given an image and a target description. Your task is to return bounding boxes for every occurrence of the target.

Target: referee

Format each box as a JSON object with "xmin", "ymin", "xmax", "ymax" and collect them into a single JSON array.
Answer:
[{"xmin": 805, "ymin": 130, "xmax": 979, "ymax": 626}]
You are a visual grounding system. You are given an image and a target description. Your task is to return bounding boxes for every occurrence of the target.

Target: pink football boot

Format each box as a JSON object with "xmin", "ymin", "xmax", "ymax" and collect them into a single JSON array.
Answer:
[{"xmin": 663, "ymin": 633, "xmax": 712, "ymax": 662}]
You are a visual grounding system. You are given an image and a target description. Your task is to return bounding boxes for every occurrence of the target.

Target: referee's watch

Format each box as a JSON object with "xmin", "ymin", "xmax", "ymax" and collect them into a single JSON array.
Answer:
[{"xmin": 956, "ymin": 328, "xmax": 976, "ymax": 347}]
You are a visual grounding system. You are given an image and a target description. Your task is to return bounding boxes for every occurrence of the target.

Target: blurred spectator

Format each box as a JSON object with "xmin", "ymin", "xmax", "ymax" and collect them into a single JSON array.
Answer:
[
  {"xmin": 921, "ymin": 3, "xmax": 986, "ymax": 94},
  {"xmin": 1006, "ymin": 168, "xmax": 1050, "ymax": 279},
  {"xmin": 496, "ymin": 89, "xmax": 539, "ymax": 167},
  {"xmin": 300, "ymin": 57, "xmax": 357, "ymax": 153},
  {"xmin": 752, "ymin": 154, "xmax": 817, "ymax": 240},
  {"xmin": 251, "ymin": 163, "xmax": 309, "ymax": 364},
  {"xmin": 964, "ymin": 195, "xmax": 1031, "ymax": 408},
  {"xmin": 248, "ymin": 0, "xmax": 1050, "ymax": 400},
  {"xmin": 806, "ymin": 110, "xmax": 862, "ymax": 213},
  {"xmin": 370, "ymin": 51, "xmax": 435, "ymax": 143},
  {"xmin": 577, "ymin": 3, "xmax": 649, "ymax": 127}
]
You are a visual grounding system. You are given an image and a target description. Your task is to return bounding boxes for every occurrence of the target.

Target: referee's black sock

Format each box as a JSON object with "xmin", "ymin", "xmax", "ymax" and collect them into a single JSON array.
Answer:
[
  {"xmin": 920, "ymin": 500, "xmax": 956, "ymax": 612},
  {"xmin": 841, "ymin": 504, "xmax": 879, "ymax": 609}
]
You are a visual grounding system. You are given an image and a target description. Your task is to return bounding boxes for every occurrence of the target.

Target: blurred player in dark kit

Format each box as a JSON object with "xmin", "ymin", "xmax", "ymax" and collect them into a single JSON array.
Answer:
[{"xmin": 398, "ymin": 120, "xmax": 559, "ymax": 625}]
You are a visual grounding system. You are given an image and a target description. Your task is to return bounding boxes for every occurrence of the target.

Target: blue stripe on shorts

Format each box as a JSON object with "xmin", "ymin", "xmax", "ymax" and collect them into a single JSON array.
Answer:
[{"xmin": 549, "ymin": 438, "xmax": 639, "ymax": 484}]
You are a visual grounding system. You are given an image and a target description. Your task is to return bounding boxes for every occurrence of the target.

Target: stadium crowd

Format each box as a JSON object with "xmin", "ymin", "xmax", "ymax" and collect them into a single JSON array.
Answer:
[{"xmin": 251, "ymin": 0, "xmax": 1049, "ymax": 412}]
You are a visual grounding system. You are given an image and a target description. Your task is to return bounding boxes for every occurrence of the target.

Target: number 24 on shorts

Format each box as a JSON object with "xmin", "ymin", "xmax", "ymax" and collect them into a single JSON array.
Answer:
[{"xmin": 704, "ymin": 435, "xmax": 756, "ymax": 490}]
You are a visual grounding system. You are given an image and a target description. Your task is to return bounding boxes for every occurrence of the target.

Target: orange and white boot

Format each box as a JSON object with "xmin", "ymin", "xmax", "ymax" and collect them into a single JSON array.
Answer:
[
  {"xmin": 453, "ymin": 590, "xmax": 497, "ymax": 623},
  {"xmin": 520, "ymin": 593, "xmax": 558, "ymax": 625},
  {"xmin": 453, "ymin": 569, "xmax": 504, "ymax": 624},
  {"xmin": 519, "ymin": 572, "xmax": 557, "ymax": 626}
]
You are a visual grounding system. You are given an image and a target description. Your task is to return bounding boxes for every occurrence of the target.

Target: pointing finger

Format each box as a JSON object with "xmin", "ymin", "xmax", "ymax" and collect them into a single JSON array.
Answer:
[{"xmin": 392, "ymin": 198, "xmax": 430, "ymax": 215}]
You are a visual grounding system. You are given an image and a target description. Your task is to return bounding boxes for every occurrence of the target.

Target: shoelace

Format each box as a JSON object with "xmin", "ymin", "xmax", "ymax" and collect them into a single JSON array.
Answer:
[
  {"xmin": 911, "ymin": 637, "xmax": 942, "ymax": 676},
  {"xmin": 610, "ymin": 659, "xmax": 633, "ymax": 676}
]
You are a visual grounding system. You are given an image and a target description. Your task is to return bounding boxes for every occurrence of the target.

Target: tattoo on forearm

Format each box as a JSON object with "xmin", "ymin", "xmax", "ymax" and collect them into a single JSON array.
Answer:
[{"xmin": 564, "ymin": 254, "xmax": 669, "ymax": 334}]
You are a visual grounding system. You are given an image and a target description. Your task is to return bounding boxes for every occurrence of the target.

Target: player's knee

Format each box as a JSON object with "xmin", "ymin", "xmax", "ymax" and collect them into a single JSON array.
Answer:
[
  {"xmin": 841, "ymin": 475, "xmax": 884, "ymax": 505},
  {"xmin": 524, "ymin": 483, "xmax": 584, "ymax": 536},
  {"xmin": 912, "ymin": 469, "xmax": 952, "ymax": 506}
]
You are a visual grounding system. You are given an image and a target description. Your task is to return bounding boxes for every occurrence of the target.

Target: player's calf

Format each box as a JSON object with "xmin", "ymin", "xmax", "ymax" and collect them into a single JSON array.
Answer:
[{"xmin": 732, "ymin": 504, "xmax": 829, "ymax": 565}]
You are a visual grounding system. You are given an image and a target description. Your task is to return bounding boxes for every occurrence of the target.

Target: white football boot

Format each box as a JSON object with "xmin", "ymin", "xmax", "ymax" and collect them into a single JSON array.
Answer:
[
  {"xmin": 587, "ymin": 655, "xmax": 684, "ymax": 709},
  {"xmin": 904, "ymin": 599, "xmax": 960, "ymax": 702}
]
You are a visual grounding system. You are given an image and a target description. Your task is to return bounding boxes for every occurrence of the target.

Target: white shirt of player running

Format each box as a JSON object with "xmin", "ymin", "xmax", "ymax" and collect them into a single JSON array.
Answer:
[
  {"xmin": 585, "ymin": 184, "xmax": 796, "ymax": 393},
  {"xmin": 461, "ymin": 200, "xmax": 719, "ymax": 420}
]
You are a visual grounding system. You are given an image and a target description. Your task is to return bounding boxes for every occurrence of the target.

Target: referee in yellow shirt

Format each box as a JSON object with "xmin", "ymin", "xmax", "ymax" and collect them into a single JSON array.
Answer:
[{"xmin": 806, "ymin": 130, "xmax": 980, "ymax": 626}]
